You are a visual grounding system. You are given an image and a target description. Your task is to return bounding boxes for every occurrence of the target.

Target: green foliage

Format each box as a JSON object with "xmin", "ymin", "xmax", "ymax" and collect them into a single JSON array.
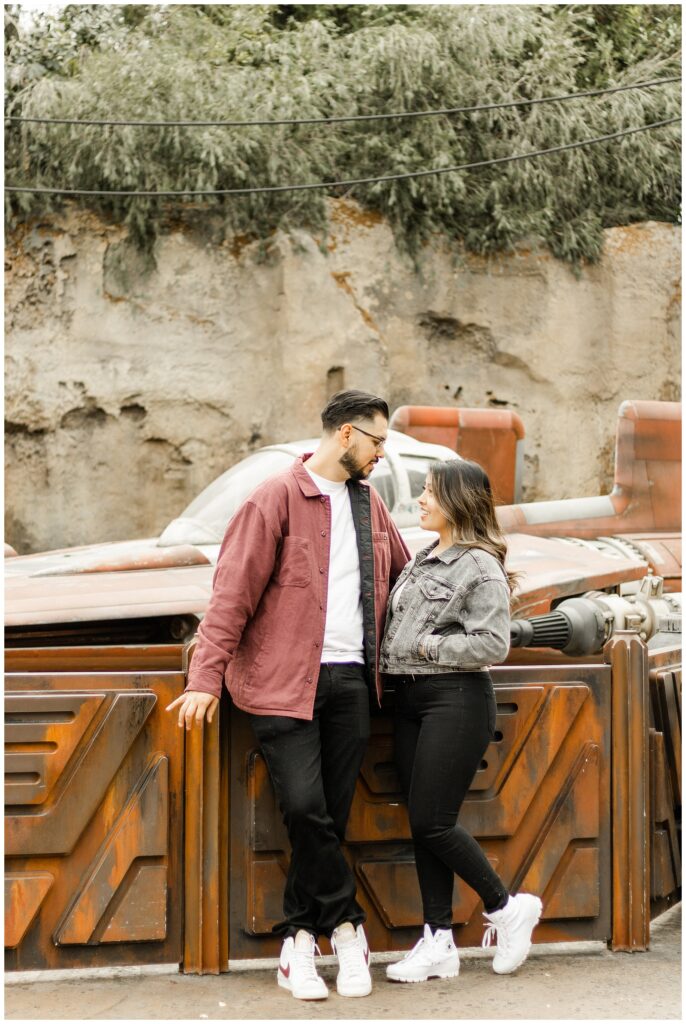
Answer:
[
  {"xmin": 5, "ymin": 4, "xmax": 681, "ymax": 262},
  {"xmin": 569, "ymin": 4, "xmax": 683, "ymax": 85}
]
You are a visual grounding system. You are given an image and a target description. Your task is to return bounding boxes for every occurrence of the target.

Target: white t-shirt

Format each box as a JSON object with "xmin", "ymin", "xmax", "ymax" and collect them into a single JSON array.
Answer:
[
  {"xmin": 391, "ymin": 576, "xmax": 410, "ymax": 614},
  {"xmin": 305, "ymin": 465, "xmax": 365, "ymax": 664}
]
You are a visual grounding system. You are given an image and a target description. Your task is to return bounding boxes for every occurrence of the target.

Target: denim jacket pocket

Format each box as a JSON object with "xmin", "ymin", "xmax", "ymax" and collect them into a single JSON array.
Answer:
[
  {"xmin": 417, "ymin": 575, "xmax": 454, "ymax": 603},
  {"xmin": 410, "ymin": 575, "xmax": 455, "ymax": 656}
]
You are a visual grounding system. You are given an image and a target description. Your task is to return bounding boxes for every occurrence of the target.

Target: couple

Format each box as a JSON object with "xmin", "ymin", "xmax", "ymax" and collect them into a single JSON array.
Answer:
[{"xmin": 167, "ymin": 389, "xmax": 542, "ymax": 1000}]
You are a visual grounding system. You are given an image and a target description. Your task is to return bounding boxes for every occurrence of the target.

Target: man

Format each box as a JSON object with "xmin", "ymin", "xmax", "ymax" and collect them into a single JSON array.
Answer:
[{"xmin": 167, "ymin": 390, "xmax": 409, "ymax": 1000}]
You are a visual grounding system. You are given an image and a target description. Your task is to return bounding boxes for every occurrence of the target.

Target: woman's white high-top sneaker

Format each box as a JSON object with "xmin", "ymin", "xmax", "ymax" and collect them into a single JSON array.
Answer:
[
  {"xmin": 482, "ymin": 893, "xmax": 543, "ymax": 974},
  {"xmin": 386, "ymin": 924, "xmax": 459, "ymax": 983}
]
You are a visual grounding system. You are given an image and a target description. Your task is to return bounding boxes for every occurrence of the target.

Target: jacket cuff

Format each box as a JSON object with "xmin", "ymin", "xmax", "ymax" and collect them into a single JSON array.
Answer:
[
  {"xmin": 185, "ymin": 681, "xmax": 222, "ymax": 699},
  {"xmin": 424, "ymin": 635, "xmax": 443, "ymax": 663}
]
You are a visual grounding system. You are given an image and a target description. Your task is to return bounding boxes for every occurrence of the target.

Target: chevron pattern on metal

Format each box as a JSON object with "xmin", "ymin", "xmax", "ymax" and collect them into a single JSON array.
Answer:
[
  {"xmin": 230, "ymin": 665, "xmax": 612, "ymax": 958},
  {"xmin": 5, "ymin": 667, "xmax": 185, "ymax": 972}
]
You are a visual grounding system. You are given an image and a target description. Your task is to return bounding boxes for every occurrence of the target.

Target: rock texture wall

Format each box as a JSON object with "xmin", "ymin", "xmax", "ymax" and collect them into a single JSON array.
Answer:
[{"xmin": 5, "ymin": 203, "xmax": 680, "ymax": 553}]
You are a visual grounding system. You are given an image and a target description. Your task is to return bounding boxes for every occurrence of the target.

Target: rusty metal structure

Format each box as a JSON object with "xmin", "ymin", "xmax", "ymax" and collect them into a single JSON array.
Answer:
[
  {"xmin": 389, "ymin": 406, "xmax": 526, "ymax": 505},
  {"xmin": 5, "ymin": 400, "xmax": 680, "ymax": 974}
]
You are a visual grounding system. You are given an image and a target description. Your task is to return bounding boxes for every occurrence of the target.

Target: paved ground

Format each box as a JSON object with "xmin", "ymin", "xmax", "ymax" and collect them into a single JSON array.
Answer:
[{"xmin": 6, "ymin": 904, "xmax": 681, "ymax": 1021}]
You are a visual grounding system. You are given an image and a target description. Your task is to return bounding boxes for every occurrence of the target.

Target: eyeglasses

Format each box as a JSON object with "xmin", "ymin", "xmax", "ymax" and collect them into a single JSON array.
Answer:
[{"xmin": 349, "ymin": 424, "xmax": 387, "ymax": 451}]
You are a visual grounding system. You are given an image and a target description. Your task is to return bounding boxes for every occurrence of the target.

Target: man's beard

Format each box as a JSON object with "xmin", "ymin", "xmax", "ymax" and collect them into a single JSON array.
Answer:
[{"xmin": 339, "ymin": 447, "xmax": 376, "ymax": 481}]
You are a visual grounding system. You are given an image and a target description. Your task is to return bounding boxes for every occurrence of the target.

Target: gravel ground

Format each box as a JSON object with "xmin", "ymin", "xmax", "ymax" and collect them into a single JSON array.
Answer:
[{"xmin": 5, "ymin": 904, "xmax": 681, "ymax": 1021}]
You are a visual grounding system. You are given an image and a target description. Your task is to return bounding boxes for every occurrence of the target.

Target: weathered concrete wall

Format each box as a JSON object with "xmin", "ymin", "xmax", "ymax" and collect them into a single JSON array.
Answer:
[{"xmin": 5, "ymin": 203, "xmax": 680, "ymax": 552}]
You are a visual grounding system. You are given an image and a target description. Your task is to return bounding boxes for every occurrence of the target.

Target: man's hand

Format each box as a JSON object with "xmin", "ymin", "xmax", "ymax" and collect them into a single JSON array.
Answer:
[{"xmin": 165, "ymin": 690, "xmax": 219, "ymax": 730}]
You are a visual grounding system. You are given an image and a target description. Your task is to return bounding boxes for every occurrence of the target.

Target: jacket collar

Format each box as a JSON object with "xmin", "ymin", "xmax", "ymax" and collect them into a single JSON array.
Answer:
[
  {"xmin": 291, "ymin": 454, "xmax": 322, "ymax": 497},
  {"xmin": 291, "ymin": 453, "xmax": 367, "ymax": 498},
  {"xmin": 417, "ymin": 540, "xmax": 469, "ymax": 565}
]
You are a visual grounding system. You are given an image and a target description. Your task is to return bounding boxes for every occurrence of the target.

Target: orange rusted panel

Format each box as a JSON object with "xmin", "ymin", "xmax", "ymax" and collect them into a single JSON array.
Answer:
[
  {"xmin": 4, "ymin": 874, "xmax": 54, "ymax": 949},
  {"xmin": 5, "ymin": 693, "xmax": 106, "ymax": 808},
  {"xmin": 6, "ymin": 534, "xmax": 650, "ymax": 633},
  {"xmin": 649, "ymin": 656, "xmax": 681, "ymax": 809},
  {"xmin": 5, "ymin": 667, "xmax": 185, "ymax": 972},
  {"xmin": 6, "ymin": 691, "xmax": 158, "ymax": 857},
  {"xmin": 498, "ymin": 401, "xmax": 681, "ymax": 539},
  {"xmin": 648, "ymin": 730, "xmax": 680, "ymax": 904},
  {"xmin": 229, "ymin": 664, "xmax": 612, "ymax": 959},
  {"xmin": 101, "ymin": 865, "xmax": 168, "ymax": 943},
  {"xmin": 357, "ymin": 856, "xmax": 502, "ymax": 929},
  {"xmin": 5, "ymin": 645, "xmax": 185, "ymax": 674},
  {"xmin": 6, "ymin": 539, "xmax": 210, "ymax": 577},
  {"xmin": 54, "ymin": 757, "xmax": 169, "ymax": 945},
  {"xmin": 647, "ymin": 646, "xmax": 681, "ymax": 918},
  {"xmin": 605, "ymin": 633, "xmax": 650, "ymax": 952},
  {"xmin": 224, "ymin": 638, "xmax": 680, "ymax": 963},
  {"xmin": 391, "ymin": 406, "xmax": 525, "ymax": 504},
  {"xmin": 182, "ymin": 641, "xmax": 230, "ymax": 975},
  {"xmin": 542, "ymin": 847, "xmax": 600, "ymax": 919}
]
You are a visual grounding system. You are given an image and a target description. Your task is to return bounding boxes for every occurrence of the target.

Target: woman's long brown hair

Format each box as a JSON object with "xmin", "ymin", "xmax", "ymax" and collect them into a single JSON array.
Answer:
[{"xmin": 428, "ymin": 458, "xmax": 519, "ymax": 594}]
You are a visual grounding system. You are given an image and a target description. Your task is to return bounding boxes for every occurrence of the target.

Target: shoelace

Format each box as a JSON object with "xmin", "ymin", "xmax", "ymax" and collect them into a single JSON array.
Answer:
[
  {"xmin": 292, "ymin": 943, "xmax": 323, "ymax": 981},
  {"xmin": 336, "ymin": 937, "xmax": 369, "ymax": 978},
  {"xmin": 482, "ymin": 922, "xmax": 510, "ymax": 954}
]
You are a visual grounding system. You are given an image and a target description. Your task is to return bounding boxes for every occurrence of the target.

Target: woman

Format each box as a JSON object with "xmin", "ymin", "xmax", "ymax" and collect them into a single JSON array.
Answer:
[{"xmin": 380, "ymin": 458, "xmax": 542, "ymax": 983}]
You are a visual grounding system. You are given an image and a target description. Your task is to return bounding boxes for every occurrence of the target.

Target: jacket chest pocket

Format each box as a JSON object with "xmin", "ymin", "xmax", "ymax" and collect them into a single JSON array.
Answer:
[
  {"xmin": 275, "ymin": 536, "xmax": 312, "ymax": 587},
  {"xmin": 417, "ymin": 575, "xmax": 457, "ymax": 623},
  {"xmin": 417, "ymin": 575, "xmax": 454, "ymax": 603}
]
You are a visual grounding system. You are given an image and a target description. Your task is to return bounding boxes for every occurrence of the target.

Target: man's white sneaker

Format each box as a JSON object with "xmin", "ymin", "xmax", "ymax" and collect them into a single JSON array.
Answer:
[
  {"xmin": 277, "ymin": 932, "xmax": 328, "ymax": 1000},
  {"xmin": 386, "ymin": 924, "xmax": 459, "ymax": 983},
  {"xmin": 331, "ymin": 922, "xmax": 372, "ymax": 997},
  {"xmin": 482, "ymin": 893, "xmax": 543, "ymax": 974}
]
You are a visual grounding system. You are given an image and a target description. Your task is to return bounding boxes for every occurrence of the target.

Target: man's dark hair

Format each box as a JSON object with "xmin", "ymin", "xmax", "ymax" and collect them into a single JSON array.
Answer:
[{"xmin": 321, "ymin": 389, "xmax": 389, "ymax": 432}]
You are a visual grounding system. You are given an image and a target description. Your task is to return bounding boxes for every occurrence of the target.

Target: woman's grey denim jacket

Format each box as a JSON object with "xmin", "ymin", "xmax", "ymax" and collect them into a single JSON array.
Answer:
[{"xmin": 379, "ymin": 541, "xmax": 511, "ymax": 675}]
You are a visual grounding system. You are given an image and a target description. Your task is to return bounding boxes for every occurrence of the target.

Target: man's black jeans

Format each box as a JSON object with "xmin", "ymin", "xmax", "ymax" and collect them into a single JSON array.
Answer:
[
  {"xmin": 394, "ymin": 671, "xmax": 509, "ymax": 929},
  {"xmin": 249, "ymin": 663, "xmax": 369, "ymax": 939}
]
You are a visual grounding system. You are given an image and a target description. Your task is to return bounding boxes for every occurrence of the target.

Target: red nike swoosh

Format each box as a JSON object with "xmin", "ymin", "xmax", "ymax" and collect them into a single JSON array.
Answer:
[{"xmin": 279, "ymin": 963, "xmax": 290, "ymax": 978}]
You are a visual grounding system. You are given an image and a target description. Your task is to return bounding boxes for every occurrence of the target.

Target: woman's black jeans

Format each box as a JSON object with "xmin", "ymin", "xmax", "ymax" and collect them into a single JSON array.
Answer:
[
  {"xmin": 248, "ymin": 663, "xmax": 369, "ymax": 940},
  {"xmin": 394, "ymin": 671, "xmax": 509, "ymax": 929}
]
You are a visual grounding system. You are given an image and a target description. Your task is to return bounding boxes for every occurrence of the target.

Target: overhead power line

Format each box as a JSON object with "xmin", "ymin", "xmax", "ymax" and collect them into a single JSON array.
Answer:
[
  {"xmin": 5, "ymin": 117, "xmax": 680, "ymax": 199},
  {"xmin": 5, "ymin": 76, "xmax": 680, "ymax": 128}
]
